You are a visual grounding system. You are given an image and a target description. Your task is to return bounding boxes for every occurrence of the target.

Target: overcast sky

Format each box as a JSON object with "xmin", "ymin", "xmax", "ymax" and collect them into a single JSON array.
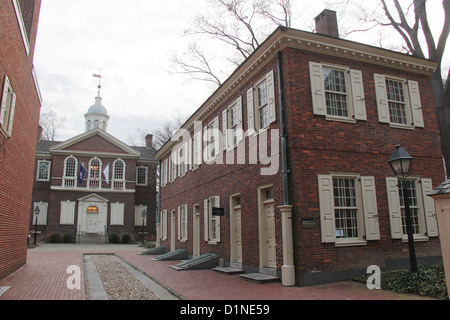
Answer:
[{"xmin": 33, "ymin": 0, "xmax": 448, "ymax": 144}]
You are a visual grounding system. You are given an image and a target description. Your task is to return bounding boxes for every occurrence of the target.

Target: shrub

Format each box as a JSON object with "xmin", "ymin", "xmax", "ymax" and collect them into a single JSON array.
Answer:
[
  {"xmin": 109, "ymin": 233, "xmax": 120, "ymax": 244},
  {"xmin": 48, "ymin": 233, "xmax": 61, "ymax": 243},
  {"xmin": 122, "ymin": 234, "xmax": 131, "ymax": 244},
  {"xmin": 62, "ymin": 233, "xmax": 72, "ymax": 243}
]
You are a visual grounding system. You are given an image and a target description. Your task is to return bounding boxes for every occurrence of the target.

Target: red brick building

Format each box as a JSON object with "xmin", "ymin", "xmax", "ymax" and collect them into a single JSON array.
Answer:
[
  {"xmin": 31, "ymin": 90, "xmax": 158, "ymax": 244},
  {"xmin": 0, "ymin": 0, "xmax": 42, "ymax": 280},
  {"xmin": 155, "ymin": 10, "xmax": 444, "ymax": 286}
]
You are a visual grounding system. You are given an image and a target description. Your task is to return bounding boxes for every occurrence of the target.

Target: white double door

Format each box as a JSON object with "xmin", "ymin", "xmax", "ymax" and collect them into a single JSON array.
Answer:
[{"xmin": 77, "ymin": 195, "xmax": 108, "ymax": 235}]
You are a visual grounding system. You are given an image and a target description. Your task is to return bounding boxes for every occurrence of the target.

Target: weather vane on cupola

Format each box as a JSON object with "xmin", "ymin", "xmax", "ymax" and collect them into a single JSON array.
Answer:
[{"xmin": 92, "ymin": 72, "xmax": 104, "ymax": 96}]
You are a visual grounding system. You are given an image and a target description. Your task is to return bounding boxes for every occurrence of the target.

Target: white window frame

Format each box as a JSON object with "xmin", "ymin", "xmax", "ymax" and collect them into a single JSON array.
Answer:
[
  {"xmin": 193, "ymin": 131, "xmax": 202, "ymax": 169},
  {"xmin": 136, "ymin": 165, "xmax": 148, "ymax": 186},
  {"xmin": 247, "ymin": 70, "xmax": 276, "ymax": 134},
  {"xmin": 63, "ymin": 156, "xmax": 78, "ymax": 188},
  {"xmin": 113, "ymin": 159, "xmax": 126, "ymax": 190},
  {"xmin": 37, "ymin": 160, "xmax": 51, "ymax": 182},
  {"xmin": 374, "ymin": 74, "xmax": 424, "ymax": 129},
  {"xmin": 318, "ymin": 174, "xmax": 380, "ymax": 246},
  {"xmin": 11, "ymin": 0, "xmax": 30, "ymax": 55},
  {"xmin": 204, "ymin": 196, "xmax": 221, "ymax": 244},
  {"xmin": 160, "ymin": 210, "xmax": 168, "ymax": 240},
  {"xmin": 205, "ymin": 117, "xmax": 219, "ymax": 162},
  {"xmin": 88, "ymin": 157, "xmax": 102, "ymax": 189},
  {"xmin": 223, "ymin": 97, "xmax": 243, "ymax": 150},
  {"xmin": 386, "ymin": 177, "xmax": 438, "ymax": 241},
  {"xmin": 309, "ymin": 62, "xmax": 367, "ymax": 123},
  {"xmin": 0, "ymin": 75, "xmax": 17, "ymax": 138}
]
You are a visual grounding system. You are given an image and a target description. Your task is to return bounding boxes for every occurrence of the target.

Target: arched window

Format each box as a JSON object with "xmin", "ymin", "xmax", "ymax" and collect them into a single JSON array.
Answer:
[
  {"xmin": 88, "ymin": 157, "xmax": 102, "ymax": 189},
  {"xmin": 63, "ymin": 156, "xmax": 77, "ymax": 188},
  {"xmin": 87, "ymin": 205, "xmax": 99, "ymax": 213},
  {"xmin": 113, "ymin": 159, "xmax": 125, "ymax": 190}
]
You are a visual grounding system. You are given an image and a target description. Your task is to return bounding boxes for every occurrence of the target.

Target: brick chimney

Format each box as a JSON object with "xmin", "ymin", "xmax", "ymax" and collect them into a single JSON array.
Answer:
[
  {"xmin": 145, "ymin": 134, "xmax": 153, "ymax": 148},
  {"xmin": 315, "ymin": 9, "xmax": 339, "ymax": 38}
]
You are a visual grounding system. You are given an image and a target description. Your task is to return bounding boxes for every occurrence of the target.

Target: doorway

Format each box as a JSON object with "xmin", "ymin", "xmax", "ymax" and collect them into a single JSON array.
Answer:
[
  {"xmin": 259, "ymin": 186, "xmax": 276, "ymax": 270},
  {"xmin": 230, "ymin": 194, "xmax": 242, "ymax": 266},
  {"xmin": 193, "ymin": 204, "xmax": 200, "ymax": 257}
]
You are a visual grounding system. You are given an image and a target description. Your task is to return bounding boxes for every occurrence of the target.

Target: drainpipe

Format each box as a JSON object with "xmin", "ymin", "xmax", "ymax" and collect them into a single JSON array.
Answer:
[
  {"xmin": 275, "ymin": 51, "xmax": 295, "ymax": 286},
  {"xmin": 156, "ymin": 159, "xmax": 161, "ymax": 247}
]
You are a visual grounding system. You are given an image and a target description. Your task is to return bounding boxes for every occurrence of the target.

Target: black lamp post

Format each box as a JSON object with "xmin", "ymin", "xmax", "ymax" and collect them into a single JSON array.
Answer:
[
  {"xmin": 141, "ymin": 209, "xmax": 147, "ymax": 245},
  {"xmin": 34, "ymin": 206, "xmax": 40, "ymax": 245},
  {"xmin": 388, "ymin": 144, "xmax": 418, "ymax": 273}
]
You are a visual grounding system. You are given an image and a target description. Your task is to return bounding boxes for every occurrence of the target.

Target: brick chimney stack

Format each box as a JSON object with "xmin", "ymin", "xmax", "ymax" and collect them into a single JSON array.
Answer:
[
  {"xmin": 315, "ymin": 9, "xmax": 339, "ymax": 38},
  {"xmin": 145, "ymin": 134, "xmax": 153, "ymax": 148}
]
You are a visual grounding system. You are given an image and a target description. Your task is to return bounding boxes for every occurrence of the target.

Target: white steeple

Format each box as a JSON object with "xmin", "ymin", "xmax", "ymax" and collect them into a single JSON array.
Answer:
[{"xmin": 85, "ymin": 74, "xmax": 110, "ymax": 132}]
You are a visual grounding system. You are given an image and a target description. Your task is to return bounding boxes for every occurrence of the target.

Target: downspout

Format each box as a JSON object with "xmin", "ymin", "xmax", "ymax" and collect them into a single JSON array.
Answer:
[
  {"xmin": 156, "ymin": 159, "xmax": 161, "ymax": 247},
  {"xmin": 276, "ymin": 51, "xmax": 295, "ymax": 286}
]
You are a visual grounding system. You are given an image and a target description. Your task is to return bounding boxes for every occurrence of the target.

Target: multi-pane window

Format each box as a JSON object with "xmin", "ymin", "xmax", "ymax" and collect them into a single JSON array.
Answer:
[
  {"xmin": 333, "ymin": 177, "xmax": 359, "ymax": 239},
  {"xmin": 37, "ymin": 160, "xmax": 51, "ymax": 181},
  {"xmin": 113, "ymin": 159, "xmax": 125, "ymax": 190},
  {"xmin": 0, "ymin": 75, "xmax": 16, "ymax": 137},
  {"xmin": 136, "ymin": 166, "xmax": 147, "ymax": 186},
  {"xmin": 385, "ymin": 79, "xmax": 407, "ymax": 125},
  {"xmin": 230, "ymin": 103, "xmax": 239, "ymax": 146},
  {"xmin": 257, "ymin": 79, "xmax": 269, "ymax": 129},
  {"xmin": 179, "ymin": 204, "xmax": 188, "ymax": 241},
  {"xmin": 398, "ymin": 180, "xmax": 421, "ymax": 235},
  {"xmin": 206, "ymin": 118, "xmax": 219, "ymax": 160},
  {"xmin": 89, "ymin": 158, "xmax": 101, "ymax": 189},
  {"xmin": 323, "ymin": 67, "xmax": 348, "ymax": 117},
  {"xmin": 63, "ymin": 156, "xmax": 77, "ymax": 188}
]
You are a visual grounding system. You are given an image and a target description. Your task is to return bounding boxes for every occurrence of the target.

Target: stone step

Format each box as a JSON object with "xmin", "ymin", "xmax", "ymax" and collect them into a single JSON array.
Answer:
[
  {"xmin": 239, "ymin": 273, "xmax": 280, "ymax": 284},
  {"xmin": 213, "ymin": 267, "xmax": 245, "ymax": 275},
  {"xmin": 78, "ymin": 234, "xmax": 108, "ymax": 244}
]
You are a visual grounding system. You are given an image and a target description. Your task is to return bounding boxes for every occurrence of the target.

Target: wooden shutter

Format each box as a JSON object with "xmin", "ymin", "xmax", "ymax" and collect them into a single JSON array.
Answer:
[
  {"xmin": 214, "ymin": 195, "xmax": 221, "ymax": 242},
  {"xmin": 386, "ymin": 177, "xmax": 403, "ymax": 239},
  {"xmin": 60, "ymin": 201, "xmax": 75, "ymax": 225},
  {"xmin": 236, "ymin": 96, "xmax": 243, "ymax": 143},
  {"xmin": 204, "ymin": 199, "xmax": 209, "ymax": 241},
  {"xmin": 374, "ymin": 74, "xmax": 390, "ymax": 124},
  {"xmin": 309, "ymin": 62, "xmax": 326, "ymax": 116},
  {"xmin": 177, "ymin": 206, "xmax": 181, "ymax": 240},
  {"xmin": 247, "ymin": 87, "xmax": 255, "ymax": 134},
  {"xmin": 421, "ymin": 178, "xmax": 438, "ymax": 237},
  {"xmin": 361, "ymin": 176, "xmax": 380, "ymax": 240},
  {"xmin": 408, "ymin": 80, "xmax": 424, "ymax": 128},
  {"xmin": 350, "ymin": 69, "xmax": 367, "ymax": 121},
  {"xmin": 222, "ymin": 108, "xmax": 228, "ymax": 150},
  {"xmin": 267, "ymin": 70, "xmax": 276, "ymax": 124},
  {"xmin": 318, "ymin": 175, "xmax": 336, "ymax": 243},
  {"xmin": 0, "ymin": 75, "xmax": 11, "ymax": 127}
]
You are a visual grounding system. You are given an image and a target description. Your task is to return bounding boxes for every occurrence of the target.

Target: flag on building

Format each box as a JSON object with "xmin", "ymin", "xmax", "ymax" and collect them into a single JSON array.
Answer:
[
  {"xmin": 103, "ymin": 163, "xmax": 110, "ymax": 184},
  {"xmin": 78, "ymin": 162, "xmax": 86, "ymax": 184}
]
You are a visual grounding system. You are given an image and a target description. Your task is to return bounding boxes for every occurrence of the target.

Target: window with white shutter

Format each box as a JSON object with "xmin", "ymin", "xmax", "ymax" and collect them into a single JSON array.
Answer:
[
  {"xmin": 177, "ymin": 204, "xmax": 188, "ymax": 242},
  {"xmin": 318, "ymin": 174, "xmax": 380, "ymax": 245},
  {"xmin": 374, "ymin": 74, "xmax": 424, "ymax": 129},
  {"xmin": 386, "ymin": 177, "xmax": 437, "ymax": 240},
  {"xmin": 60, "ymin": 201, "xmax": 75, "ymax": 225},
  {"xmin": 33, "ymin": 202, "xmax": 48, "ymax": 226},
  {"xmin": 204, "ymin": 196, "xmax": 221, "ymax": 244},
  {"xmin": 110, "ymin": 202, "xmax": 125, "ymax": 225},
  {"xmin": 0, "ymin": 75, "xmax": 17, "ymax": 138},
  {"xmin": 309, "ymin": 62, "xmax": 366, "ymax": 122},
  {"xmin": 247, "ymin": 70, "xmax": 276, "ymax": 133},
  {"xmin": 224, "ymin": 96, "xmax": 244, "ymax": 149}
]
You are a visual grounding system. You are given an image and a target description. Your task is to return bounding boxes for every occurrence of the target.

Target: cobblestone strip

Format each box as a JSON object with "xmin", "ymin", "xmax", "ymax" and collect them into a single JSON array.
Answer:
[{"xmin": 87, "ymin": 254, "xmax": 178, "ymax": 300}]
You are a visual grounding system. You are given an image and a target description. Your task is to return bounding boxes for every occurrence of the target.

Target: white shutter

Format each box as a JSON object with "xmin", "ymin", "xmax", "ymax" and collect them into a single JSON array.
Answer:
[
  {"xmin": 361, "ymin": 176, "xmax": 380, "ymax": 240},
  {"xmin": 204, "ymin": 199, "xmax": 209, "ymax": 241},
  {"xmin": 309, "ymin": 62, "xmax": 326, "ymax": 116},
  {"xmin": 33, "ymin": 202, "xmax": 48, "ymax": 226},
  {"xmin": 184, "ymin": 204, "xmax": 189, "ymax": 240},
  {"xmin": 110, "ymin": 202, "xmax": 124, "ymax": 225},
  {"xmin": 60, "ymin": 201, "xmax": 75, "ymax": 225},
  {"xmin": 188, "ymin": 138, "xmax": 193, "ymax": 171},
  {"xmin": 177, "ymin": 206, "xmax": 181, "ymax": 240},
  {"xmin": 236, "ymin": 96, "xmax": 243, "ymax": 143},
  {"xmin": 247, "ymin": 87, "xmax": 255, "ymax": 134},
  {"xmin": 203, "ymin": 125, "xmax": 208, "ymax": 162},
  {"xmin": 7, "ymin": 92, "xmax": 16, "ymax": 136},
  {"xmin": 222, "ymin": 108, "xmax": 228, "ymax": 150},
  {"xmin": 421, "ymin": 178, "xmax": 438, "ymax": 237},
  {"xmin": 0, "ymin": 75, "xmax": 11, "ymax": 127},
  {"xmin": 318, "ymin": 175, "xmax": 336, "ymax": 243},
  {"xmin": 374, "ymin": 74, "xmax": 390, "ymax": 123},
  {"xmin": 215, "ymin": 195, "xmax": 221, "ymax": 242},
  {"xmin": 408, "ymin": 80, "xmax": 424, "ymax": 128},
  {"xmin": 163, "ymin": 210, "xmax": 168, "ymax": 240},
  {"xmin": 350, "ymin": 69, "xmax": 367, "ymax": 121},
  {"xmin": 267, "ymin": 70, "xmax": 276, "ymax": 124},
  {"xmin": 194, "ymin": 132, "xmax": 202, "ymax": 167},
  {"xmin": 386, "ymin": 177, "xmax": 403, "ymax": 239}
]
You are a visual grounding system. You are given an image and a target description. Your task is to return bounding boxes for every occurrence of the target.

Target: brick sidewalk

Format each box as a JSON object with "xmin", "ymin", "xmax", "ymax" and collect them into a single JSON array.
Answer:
[{"xmin": 0, "ymin": 244, "xmax": 433, "ymax": 300}]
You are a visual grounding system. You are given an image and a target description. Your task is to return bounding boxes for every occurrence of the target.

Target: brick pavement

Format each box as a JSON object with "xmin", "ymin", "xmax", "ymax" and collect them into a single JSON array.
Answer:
[{"xmin": 0, "ymin": 244, "xmax": 433, "ymax": 301}]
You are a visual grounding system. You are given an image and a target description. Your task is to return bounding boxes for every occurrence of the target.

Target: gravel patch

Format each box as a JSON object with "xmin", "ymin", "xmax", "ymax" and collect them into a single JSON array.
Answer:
[{"xmin": 90, "ymin": 255, "xmax": 159, "ymax": 300}]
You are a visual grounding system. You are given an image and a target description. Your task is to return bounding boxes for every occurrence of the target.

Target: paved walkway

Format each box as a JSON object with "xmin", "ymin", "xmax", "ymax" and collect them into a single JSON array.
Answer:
[{"xmin": 0, "ymin": 243, "xmax": 433, "ymax": 301}]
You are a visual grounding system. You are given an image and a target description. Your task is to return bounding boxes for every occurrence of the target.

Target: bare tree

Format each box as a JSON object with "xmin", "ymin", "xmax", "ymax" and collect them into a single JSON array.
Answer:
[
  {"xmin": 170, "ymin": 0, "xmax": 292, "ymax": 89},
  {"xmin": 39, "ymin": 105, "xmax": 66, "ymax": 141}
]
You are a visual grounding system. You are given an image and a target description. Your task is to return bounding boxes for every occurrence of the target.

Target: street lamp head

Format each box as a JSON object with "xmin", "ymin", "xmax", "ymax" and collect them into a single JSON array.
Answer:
[
  {"xmin": 141, "ymin": 208, "xmax": 147, "ymax": 218},
  {"xmin": 34, "ymin": 206, "xmax": 40, "ymax": 215},
  {"xmin": 388, "ymin": 144, "xmax": 413, "ymax": 179}
]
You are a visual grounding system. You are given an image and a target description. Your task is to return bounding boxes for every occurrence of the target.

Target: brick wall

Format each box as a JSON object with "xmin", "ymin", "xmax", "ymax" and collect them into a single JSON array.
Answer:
[{"xmin": 0, "ymin": 0, "xmax": 42, "ymax": 280}]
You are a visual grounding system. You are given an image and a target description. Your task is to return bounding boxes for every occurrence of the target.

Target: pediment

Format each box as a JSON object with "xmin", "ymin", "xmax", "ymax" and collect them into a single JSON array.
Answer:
[
  {"xmin": 50, "ymin": 129, "xmax": 140, "ymax": 158},
  {"xmin": 78, "ymin": 193, "xmax": 109, "ymax": 203}
]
